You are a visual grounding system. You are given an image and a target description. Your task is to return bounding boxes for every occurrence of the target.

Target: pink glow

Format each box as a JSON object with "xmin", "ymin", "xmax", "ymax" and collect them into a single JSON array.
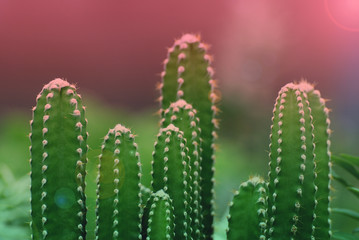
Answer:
[{"xmin": 325, "ymin": 0, "xmax": 359, "ymax": 32}]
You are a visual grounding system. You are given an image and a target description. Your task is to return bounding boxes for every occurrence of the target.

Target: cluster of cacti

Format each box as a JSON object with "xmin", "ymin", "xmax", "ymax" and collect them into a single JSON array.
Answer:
[
  {"xmin": 29, "ymin": 34, "xmax": 333, "ymax": 240},
  {"xmin": 227, "ymin": 81, "xmax": 332, "ymax": 240},
  {"xmin": 30, "ymin": 34, "xmax": 218, "ymax": 240}
]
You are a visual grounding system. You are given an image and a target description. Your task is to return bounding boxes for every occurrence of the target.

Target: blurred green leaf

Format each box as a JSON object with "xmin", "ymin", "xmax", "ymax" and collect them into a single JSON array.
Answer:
[
  {"xmin": 333, "ymin": 155, "xmax": 359, "ymax": 180},
  {"xmin": 332, "ymin": 208, "xmax": 359, "ymax": 221},
  {"xmin": 332, "ymin": 231, "xmax": 359, "ymax": 240}
]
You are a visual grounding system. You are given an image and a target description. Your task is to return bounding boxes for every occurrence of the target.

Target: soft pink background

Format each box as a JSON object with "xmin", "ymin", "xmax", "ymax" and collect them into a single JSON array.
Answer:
[{"xmin": 1, "ymin": 1, "xmax": 358, "ymax": 139}]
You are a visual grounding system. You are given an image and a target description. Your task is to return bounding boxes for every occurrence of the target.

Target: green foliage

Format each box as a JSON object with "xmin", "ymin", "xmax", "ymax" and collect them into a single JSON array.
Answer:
[
  {"xmin": 332, "ymin": 154, "xmax": 359, "ymax": 239},
  {"xmin": 0, "ymin": 165, "xmax": 30, "ymax": 240}
]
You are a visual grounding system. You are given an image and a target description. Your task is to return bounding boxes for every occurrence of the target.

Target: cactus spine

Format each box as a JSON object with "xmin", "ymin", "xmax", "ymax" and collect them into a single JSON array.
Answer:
[
  {"xmin": 268, "ymin": 83, "xmax": 317, "ymax": 240},
  {"xmin": 96, "ymin": 124, "xmax": 142, "ymax": 240},
  {"xmin": 30, "ymin": 78, "xmax": 88, "ymax": 240},
  {"xmin": 141, "ymin": 190, "xmax": 175, "ymax": 240},
  {"xmin": 227, "ymin": 176, "xmax": 268, "ymax": 240},
  {"xmin": 151, "ymin": 124, "xmax": 191, "ymax": 239},
  {"xmin": 161, "ymin": 99, "xmax": 203, "ymax": 239},
  {"xmin": 159, "ymin": 34, "xmax": 218, "ymax": 239}
]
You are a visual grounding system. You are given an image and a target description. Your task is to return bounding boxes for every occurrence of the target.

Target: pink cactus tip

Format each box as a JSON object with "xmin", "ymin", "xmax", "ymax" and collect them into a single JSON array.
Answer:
[
  {"xmin": 114, "ymin": 124, "xmax": 131, "ymax": 134},
  {"xmin": 43, "ymin": 78, "xmax": 70, "ymax": 91}
]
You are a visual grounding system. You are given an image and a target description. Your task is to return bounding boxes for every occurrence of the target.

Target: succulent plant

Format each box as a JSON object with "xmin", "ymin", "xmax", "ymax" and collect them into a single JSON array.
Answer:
[
  {"xmin": 141, "ymin": 190, "xmax": 175, "ymax": 240},
  {"xmin": 28, "ymin": 36, "xmax": 335, "ymax": 240},
  {"xmin": 30, "ymin": 79, "xmax": 88, "ymax": 240},
  {"xmin": 226, "ymin": 176, "xmax": 268, "ymax": 240},
  {"xmin": 151, "ymin": 124, "xmax": 191, "ymax": 239},
  {"xmin": 95, "ymin": 124, "xmax": 142, "ymax": 240},
  {"xmin": 159, "ymin": 33, "xmax": 219, "ymax": 239},
  {"xmin": 161, "ymin": 99, "xmax": 203, "ymax": 239}
]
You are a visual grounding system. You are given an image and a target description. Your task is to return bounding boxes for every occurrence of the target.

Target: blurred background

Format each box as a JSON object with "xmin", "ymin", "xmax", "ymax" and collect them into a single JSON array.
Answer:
[{"xmin": 0, "ymin": 0, "xmax": 359, "ymax": 239}]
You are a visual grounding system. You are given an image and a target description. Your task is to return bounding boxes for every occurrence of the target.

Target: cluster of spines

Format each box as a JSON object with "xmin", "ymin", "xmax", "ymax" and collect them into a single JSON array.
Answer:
[
  {"xmin": 161, "ymin": 99, "xmax": 203, "ymax": 239},
  {"xmin": 268, "ymin": 82, "xmax": 317, "ymax": 240},
  {"xmin": 141, "ymin": 190, "xmax": 175, "ymax": 240},
  {"xmin": 30, "ymin": 78, "xmax": 88, "ymax": 240},
  {"xmin": 299, "ymin": 81, "xmax": 332, "ymax": 239},
  {"xmin": 159, "ymin": 33, "xmax": 219, "ymax": 239},
  {"xmin": 95, "ymin": 124, "xmax": 142, "ymax": 240},
  {"xmin": 226, "ymin": 176, "xmax": 268, "ymax": 240},
  {"xmin": 151, "ymin": 124, "xmax": 191, "ymax": 240}
]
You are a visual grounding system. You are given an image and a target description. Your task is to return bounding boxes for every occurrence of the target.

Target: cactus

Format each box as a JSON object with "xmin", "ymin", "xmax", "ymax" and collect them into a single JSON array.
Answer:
[
  {"xmin": 30, "ymin": 78, "xmax": 88, "ymax": 240},
  {"xmin": 151, "ymin": 124, "xmax": 191, "ymax": 240},
  {"xmin": 95, "ymin": 124, "xmax": 142, "ymax": 240},
  {"xmin": 161, "ymin": 99, "xmax": 203, "ymax": 239},
  {"xmin": 226, "ymin": 176, "xmax": 268, "ymax": 240},
  {"xmin": 141, "ymin": 190, "xmax": 175, "ymax": 240},
  {"xmin": 299, "ymin": 81, "xmax": 332, "ymax": 239},
  {"xmin": 28, "ymin": 36, "xmax": 336, "ymax": 240},
  {"xmin": 159, "ymin": 34, "xmax": 219, "ymax": 239},
  {"xmin": 268, "ymin": 82, "xmax": 317, "ymax": 239}
]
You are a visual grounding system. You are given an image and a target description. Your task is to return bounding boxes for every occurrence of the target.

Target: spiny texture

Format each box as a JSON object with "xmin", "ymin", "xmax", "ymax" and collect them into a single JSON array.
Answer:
[
  {"xmin": 159, "ymin": 34, "xmax": 219, "ymax": 239},
  {"xmin": 151, "ymin": 124, "xmax": 191, "ymax": 240},
  {"xmin": 30, "ymin": 78, "xmax": 88, "ymax": 240},
  {"xmin": 141, "ymin": 190, "xmax": 175, "ymax": 240},
  {"xmin": 96, "ymin": 124, "xmax": 141, "ymax": 240},
  {"xmin": 226, "ymin": 176, "xmax": 268, "ymax": 240},
  {"xmin": 161, "ymin": 99, "xmax": 203, "ymax": 239},
  {"xmin": 268, "ymin": 83, "xmax": 317, "ymax": 240},
  {"xmin": 298, "ymin": 81, "xmax": 332, "ymax": 239}
]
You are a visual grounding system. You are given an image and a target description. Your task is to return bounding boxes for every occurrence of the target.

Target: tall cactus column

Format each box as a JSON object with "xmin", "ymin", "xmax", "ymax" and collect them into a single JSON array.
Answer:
[
  {"xmin": 299, "ymin": 81, "xmax": 332, "ymax": 239},
  {"xmin": 30, "ymin": 79, "xmax": 88, "ymax": 240},
  {"xmin": 159, "ymin": 34, "xmax": 219, "ymax": 239},
  {"xmin": 96, "ymin": 124, "xmax": 142, "ymax": 240},
  {"xmin": 268, "ymin": 83, "xmax": 317, "ymax": 240}
]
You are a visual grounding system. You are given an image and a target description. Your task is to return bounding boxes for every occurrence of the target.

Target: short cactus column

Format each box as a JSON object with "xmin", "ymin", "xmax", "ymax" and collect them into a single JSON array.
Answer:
[
  {"xmin": 141, "ymin": 190, "xmax": 175, "ymax": 240},
  {"xmin": 30, "ymin": 78, "xmax": 88, "ymax": 240},
  {"xmin": 226, "ymin": 176, "xmax": 268, "ymax": 240},
  {"xmin": 151, "ymin": 124, "xmax": 191, "ymax": 240},
  {"xmin": 95, "ymin": 124, "xmax": 142, "ymax": 240}
]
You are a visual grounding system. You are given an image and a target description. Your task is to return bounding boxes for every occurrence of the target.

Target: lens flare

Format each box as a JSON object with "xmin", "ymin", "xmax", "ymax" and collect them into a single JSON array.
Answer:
[{"xmin": 325, "ymin": 0, "xmax": 359, "ymax": 32}]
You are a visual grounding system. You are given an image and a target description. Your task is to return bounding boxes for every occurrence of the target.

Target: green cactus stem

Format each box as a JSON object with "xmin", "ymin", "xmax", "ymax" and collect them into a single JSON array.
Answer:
[
  {"xmin": 161, "ymin": 99, "xmax": 203, "ymax": 239},
  {"xmin": 151, "ymin": 124, "xmax": 191, "ymax": 240},
  {"xmin": 159, "ymin": 34, "xmax": 219, "ymax": 239},
  {"xmin": 141, "ymin": 190, "xmax": 175, "ymax": 240},
  {"xmin": 298, "ymin": 80, "xmax": 332, "ymax": 239},
  {"xmin": 268, "ymin": 83, "xmax": 317, "ymax": 240},
  {"xmin": 96, "ymin": 124, "xmax": 142, "ymax": 240},
  {"xmin": 30, "ymin": 78, "xmax": 88, "ymax": 240},
  {"xmin": 226, "ymin": 176, "xmax": 268, "ymax": 240}
]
